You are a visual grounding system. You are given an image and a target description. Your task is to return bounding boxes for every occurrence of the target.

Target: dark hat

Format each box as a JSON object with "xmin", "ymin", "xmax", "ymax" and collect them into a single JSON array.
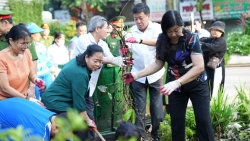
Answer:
[
  {"xmin": 110, "ymin": 16, "xmax": 126, "ymax": 23},
  {"xmin": 209, "ymin": 21, "xmax": 225, "ymax": 34},
  {"xmin": 0, "ymin": 10, "xmax": 13, "ymax": 20},
  {"xmin": 184, "ymin": 21, "xmax": 191, "ymax": 27}
]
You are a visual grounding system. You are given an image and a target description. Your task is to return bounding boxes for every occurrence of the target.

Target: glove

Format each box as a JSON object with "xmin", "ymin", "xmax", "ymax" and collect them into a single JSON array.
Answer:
[
  {"xmin": 160, "ymin": 80, "xmax": 181, "ymax": 95},
  {"xmin": 111, "ymin": 56, "xmax": 124, "ymax": 67},
  {"xmin": 86, "ymin": 119, "xmax": 97, "ymax": 128},
  {"xmin": 122, "ymin": 72, "xmax": 138, "ymax": 84},
  {"xmin": 125, "ymin": 37, "xmax": 140, "ymax": 43},
  {"xmin": 28, "ymin": 97, "xmax": 45, "ymax": 107},
  {"xmin": 34, "ymin": 78, "xmax": 46, "ymax": 91}
]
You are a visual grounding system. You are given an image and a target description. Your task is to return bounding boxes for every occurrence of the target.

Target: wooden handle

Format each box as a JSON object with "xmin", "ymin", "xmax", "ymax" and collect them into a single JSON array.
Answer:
[{"xmin": 93, "ymin": 128, "xmax": 106, "ymax": 141}]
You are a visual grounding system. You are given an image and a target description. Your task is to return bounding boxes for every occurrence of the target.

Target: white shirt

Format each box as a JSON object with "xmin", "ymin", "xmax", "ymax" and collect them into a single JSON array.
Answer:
[
  {"xmin": 197, "ymin": 29, "xmax": 210, "ymax": 39},
  {"xmin": 48, "ymin": 43, "xmax": 69, "ymax": 68},
  {"xmin": 127, "ymin": 21, "xmax": 165, "ymax": 84},
  {"xmin": 73, "ymin": 33, "xmax": 113, "ymax": 96}
]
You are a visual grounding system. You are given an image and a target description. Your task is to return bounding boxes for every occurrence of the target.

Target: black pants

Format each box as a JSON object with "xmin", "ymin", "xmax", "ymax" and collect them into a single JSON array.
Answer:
[
  {"xmin": 169, "ymin": 81, "xmax": 214, "ymax": 141},
  {"xmin": 131, "ymin": 79, "xmax": 163, "ymax": 139}
]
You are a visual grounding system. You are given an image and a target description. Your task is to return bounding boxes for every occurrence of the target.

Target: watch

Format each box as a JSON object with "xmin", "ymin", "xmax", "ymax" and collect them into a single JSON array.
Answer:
[{"xmin": 139, "ymin": 39, "xmax": 143, "ymax": 44}]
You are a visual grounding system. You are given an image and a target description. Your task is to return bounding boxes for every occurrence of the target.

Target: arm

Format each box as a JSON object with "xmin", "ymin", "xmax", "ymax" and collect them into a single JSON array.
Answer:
[
  {"xmin": 29, "ymin": 60, "xmax": 38, "ymax": 84},
  {"xmin": 68, "ymin": 41, "xmax": 76, "ymax": 60},
  {"xmin": 0, "ymin": 72, "xmax": 26, "ymax": 98},
  {"xmin": 178, "ymin": 53, "xmax": 204, "ymax": 85},
  {"xmin": 202, "ymin": 38, "xmax": 226, "ymax": 53},
  {"xmin": 140, "ymin": 38, "xmax": 157, "ymax": 46}
]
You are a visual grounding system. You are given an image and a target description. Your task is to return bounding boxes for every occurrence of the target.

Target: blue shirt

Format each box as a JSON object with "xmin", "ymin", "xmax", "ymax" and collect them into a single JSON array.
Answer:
[{"xmin": 0, "ymin": 98, "xmax": 55, "ymax": 141}]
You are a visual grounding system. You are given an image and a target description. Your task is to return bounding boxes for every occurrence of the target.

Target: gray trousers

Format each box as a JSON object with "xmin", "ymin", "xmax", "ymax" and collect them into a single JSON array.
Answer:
[{"xmin": 132, "ymin": 78, "xmax": 164, "ymax": 138}]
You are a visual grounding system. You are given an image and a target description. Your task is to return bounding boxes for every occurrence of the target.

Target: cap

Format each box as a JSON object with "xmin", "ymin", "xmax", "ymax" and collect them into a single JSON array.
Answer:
[
  {"xmin": 110, "ymin": 16, "xmax": 126, "ymax": 27},
  {"xmin": 41, "ymin": 23, "xmax": 50, "ymax": 29},
  {"xmin": 209, "ymin": 21, "xmax": 225, "ymax": 34},
  {"xmin": 0, "ymin": 10, "xmax": 13, "ymax": 20},
  {"xmin": 26, "ymin": 22, "xmax": 44, "ymax": 34}
]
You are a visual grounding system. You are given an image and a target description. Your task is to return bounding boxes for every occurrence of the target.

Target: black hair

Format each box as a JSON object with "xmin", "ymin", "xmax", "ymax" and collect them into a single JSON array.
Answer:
[
  {"xmin": 52, "ymin": 32, "xmax": 64, "ymax": 44},
  {"xmin": 115, "ymin": 122, "xmax": 141, "ymax": 141},
  {"xmin": 184, "ymin": 21, "xmax": 191, "ymax": 27},
  {"xmin": 156, "ymin": 10, "xmax": 184, "ymax": 61},
  {"xmin": 132, "ymin": 3, "xmax": 150, "ymax": 15},
  {"xmin": 5, "ymin": 24, "xmax": 30, "ymax": 45},
  {"xmin": 76, "ymin": 44, "xmax": 103, "ymax": 67},
  {"xmin": 76, "ymin": 21, "xmax": 87, "ymax": 29},
  {"xmin": 0, "ymin": 18, "xmax": 13, "ymax": 24},
  {"xmin": 161, "ymin": 10, "xmax": 184, "ymax": 35}
]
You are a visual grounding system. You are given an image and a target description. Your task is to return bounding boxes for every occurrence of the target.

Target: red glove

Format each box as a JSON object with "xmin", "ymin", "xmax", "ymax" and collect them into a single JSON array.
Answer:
[
  {"xmin": 122, "ymin": 72, "xmax": 138, "ymax": 84},
  {"xmin": 125, "ymin": 37, "xmax": 140, "ymax": 43},
  {"xmin": 35, "ymin": 78, "xmax": 46, "ymax": 91},
  {"xmin": 87, "ymin": 120, "xmax": 97, "ymax": 128}
]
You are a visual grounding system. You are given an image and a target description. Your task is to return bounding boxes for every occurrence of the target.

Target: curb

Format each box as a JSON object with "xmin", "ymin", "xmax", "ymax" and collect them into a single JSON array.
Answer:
[{"xmin": 226, "ymin": 54, "xmax": 250, "ymax": 67}]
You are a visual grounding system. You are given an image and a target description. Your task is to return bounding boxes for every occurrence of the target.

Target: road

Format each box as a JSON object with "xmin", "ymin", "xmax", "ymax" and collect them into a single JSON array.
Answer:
[{"xmin": 224, "ymin": 66, "xmax": 250, "ymax": 102}]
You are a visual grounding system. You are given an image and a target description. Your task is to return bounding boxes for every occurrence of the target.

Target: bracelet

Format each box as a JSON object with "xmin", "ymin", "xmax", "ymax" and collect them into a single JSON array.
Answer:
[{"xmin": 24, "ymin": 94, "xmax": 29, "ymax": 99}]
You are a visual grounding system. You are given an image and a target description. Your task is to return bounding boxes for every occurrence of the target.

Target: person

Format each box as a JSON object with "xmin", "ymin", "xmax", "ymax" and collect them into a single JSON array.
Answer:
[
  {"xmin": 200, "ymin": 21, "xmax": 227, "ymax": 98},
  {"xmin": 0, "ymin": 10, "xmax": 38, "ymax": 98},
  {"xmin": 72, "ymin": 15, "xmax": 124, "ymax": 140},
  {"xmin": 123, "ymin": 10, "xmax": 214, "ymax": 141},
  {"xmin": 124, "ymin": 3, "xmax": 165, "ymax": 140},
  {"xmin": 26, "ymin": 22, "xmax": 54, "ymax": 100},
  {"xmin": 68, "ymin": 21, "xmax": 87, "ymax": 60},
  {"xmin": 48, "ymin": 32, "xmax": 69, "ymax": 75},
  {"xmin": 0, "ymin": 97, "xmax": 63, "ymax": 140},
  {"xmin": 41, "ymin": 44, "xmax": 103, "ymax": 140},
  {"xmin": 194, "ymin": 18, "xmax": 210, "ymax": 39},
  {"xmin": 40, "ymin": 23, "xmax": 54, "ymax": 48},
  {"xmin": 184, "ymin": 21, "xmax": 192, "ymax": 31},
  {"xmin": 105, "ymin": 16, "xmax": 126, "ymax": 57},
  {"xmin": 115, "ymin": 122, "xmax": 142, "ymax": 141},
  {"xmin": 0, "ymin": 25, "xmax": 44, "ymax": 104}
]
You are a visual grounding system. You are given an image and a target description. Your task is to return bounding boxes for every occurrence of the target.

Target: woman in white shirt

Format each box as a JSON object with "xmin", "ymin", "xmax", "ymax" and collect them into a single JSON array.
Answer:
[{"xmin": 48, "ymin": 32, "xmax": 69, "ymax": 75}]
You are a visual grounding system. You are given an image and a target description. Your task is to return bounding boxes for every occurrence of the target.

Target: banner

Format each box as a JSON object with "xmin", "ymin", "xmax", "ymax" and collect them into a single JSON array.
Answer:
[
  {"xmin": 179, "ymin": 1, "xmax": 214, "ymax": 21},
  {"xmin": 213, "ymin": 0, "xmax": 250, "ymax": 19},
  {"xmin": 146, "ymin": 0, "xmax": 166, "ymax": 22}
]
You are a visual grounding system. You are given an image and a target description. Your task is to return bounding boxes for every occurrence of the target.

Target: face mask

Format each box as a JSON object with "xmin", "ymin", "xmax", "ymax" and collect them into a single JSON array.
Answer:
[{"xmin": 57, "ymin": 40, "xmax": 65, "ymax": 47}]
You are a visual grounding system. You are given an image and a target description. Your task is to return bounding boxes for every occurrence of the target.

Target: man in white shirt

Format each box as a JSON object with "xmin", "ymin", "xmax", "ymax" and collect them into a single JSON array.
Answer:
[
  {"xmin": 194, "ymin": 18, "xmax": 210, "ymax": 39},
  {"xmin": 72, "ymin": 15, "xmax": 123, "ymax": 141},
  {"xmin": 125, "ymin": 3, "xmax": 165, "ymax": 141}
]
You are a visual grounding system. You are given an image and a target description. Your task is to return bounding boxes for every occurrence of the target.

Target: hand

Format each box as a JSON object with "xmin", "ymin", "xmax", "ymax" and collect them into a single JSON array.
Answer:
[
  {"xmin": 125, "ymin": 37, "xmax": 140, "ymax": 43},
  {"xmin": 28, "ymin": 97, "xmax": 45, "ymax": 107},
  {"xmin": 34, "ymin": 78, "xmax": 46, "ymax": 91},
  {"xmin": 111, "ymin": 56, "xmax": 124, "ymax": 67},
  {"xmin": 86, "ymin": 119, "xmax": 97, "ymax": 128},
  {"xmin": 122, "ymin": 72, "xmax": 138, "ymax": 84},
  {"xmin": 160, "ymin": 80, "xmax": 181, "ymax": 95}
]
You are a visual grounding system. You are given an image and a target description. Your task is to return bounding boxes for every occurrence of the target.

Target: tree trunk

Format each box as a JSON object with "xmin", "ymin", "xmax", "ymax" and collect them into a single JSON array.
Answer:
[
  {"xmin": 166, "ymin": 0, "xmax": 173, "ymax": 10},
  {"xmin": 82, "ymin": 0, "xmax": 89, "ymax": 24}
]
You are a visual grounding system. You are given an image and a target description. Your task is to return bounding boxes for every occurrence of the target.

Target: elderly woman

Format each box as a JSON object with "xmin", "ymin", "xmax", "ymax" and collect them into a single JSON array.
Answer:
[
  {"xmin": 41, "ymin": 44, "xmax": 104, "ymax": 139},
  {"xmin": 0, "ymin": 25, "xmax": 44, "ymax": 104},
  {"xmin": 200, "ymin": 21, "xmax": 227, "ymax": 97}
]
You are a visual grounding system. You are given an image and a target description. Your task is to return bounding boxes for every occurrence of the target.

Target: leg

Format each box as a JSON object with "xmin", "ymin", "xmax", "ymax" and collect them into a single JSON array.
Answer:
[
  {"xmin": 190, "ymin": 82, "xmax": 214, "ymax": 141},
  {"xmin": 148, "ymin": 79, "xmax": 163, "ymax": 140},
  {"xmin": 168, "ymin": 91, "xmax": 189, "ymax": 141},
  {"xmin": 220, "ymin": 61, "xmax": 225, "ymax": 92},
  {"xmin": 205, "ymin": 67, "xmax": 215, "ymax": 97},
  {"xmin": 77, "ymin": 94, "xmax": 95, "ymax": 141},
  {"xmin": 132, "ymin": 81, "xmax": 147, "ymax": 138}
]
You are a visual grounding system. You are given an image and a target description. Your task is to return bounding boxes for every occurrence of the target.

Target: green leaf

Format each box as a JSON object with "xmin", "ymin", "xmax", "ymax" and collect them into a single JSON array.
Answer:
[{"xmin": 123, "ymin": 108, "xmax": 133, "ymax": 121}]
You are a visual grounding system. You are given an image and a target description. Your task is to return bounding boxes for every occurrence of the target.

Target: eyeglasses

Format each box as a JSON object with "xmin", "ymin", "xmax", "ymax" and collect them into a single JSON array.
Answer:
[{"xmin": 15, "ymin": 42, "xmax": 32, "ymax": 47}]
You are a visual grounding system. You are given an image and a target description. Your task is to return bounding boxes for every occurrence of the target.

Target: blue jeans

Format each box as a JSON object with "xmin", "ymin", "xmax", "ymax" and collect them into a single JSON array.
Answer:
[{"xmin": 131, "ymin": 78, "xmax": 163, "ymax": 139}]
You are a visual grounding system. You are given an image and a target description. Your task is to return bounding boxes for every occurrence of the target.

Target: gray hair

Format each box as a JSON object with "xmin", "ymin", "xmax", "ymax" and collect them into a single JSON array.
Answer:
[{"xmin": 88, "ymin": 16, "xmax": 107, "ymax": 32}]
